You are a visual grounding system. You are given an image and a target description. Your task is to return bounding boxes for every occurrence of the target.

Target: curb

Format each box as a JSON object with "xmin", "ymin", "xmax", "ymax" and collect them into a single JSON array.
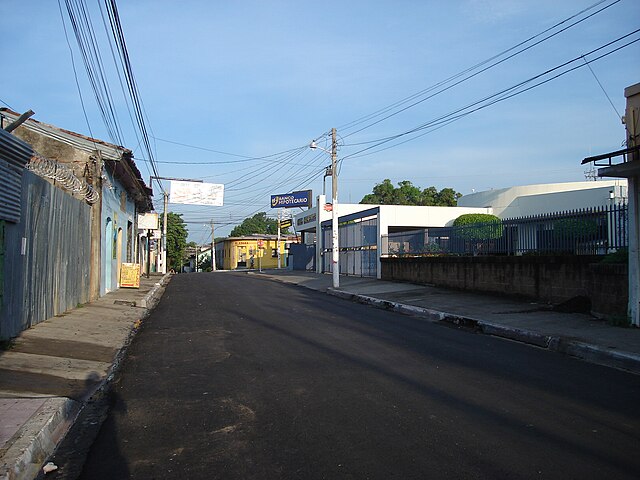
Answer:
[
  {"xmin": 0, "ymin": 398, "xmax": 78, "ymax": 480},
  {"xmin": 0, "ymin": 273, "xmax": 172, "ymax": 480},
  {"xmin": 327, "ymin": 288, "xmax": 640, "ymax": 376},
  {"xmin": 138, "ymin": 273, "xmax": 172, "ymax": 309}
]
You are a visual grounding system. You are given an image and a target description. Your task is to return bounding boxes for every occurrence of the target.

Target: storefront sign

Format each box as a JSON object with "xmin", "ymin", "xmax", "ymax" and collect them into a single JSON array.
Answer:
[
  {"xmin": 296, "ymin": 213, "xmax": 317, "ymax": 226},
  {"xmin": 271, "ymin": 190, "xmax": 312, "ymax": 208}
]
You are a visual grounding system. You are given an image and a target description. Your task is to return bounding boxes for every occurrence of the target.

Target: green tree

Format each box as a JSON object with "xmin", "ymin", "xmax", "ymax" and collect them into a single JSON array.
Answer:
[
  {"xmin": 162, "ymin": 212, "xmax": 188, "ymax": 269},
  {"xmin": 435, "ymin": 187, "xmax": 462, "ymax": 207},
  {"xmin": 360, "ymin": 179, "xmax": 462, "ymax": 206},
  {"xmin": 361, "ymin": 179, "xmax": 396, "ymax": 204},
  {"xmin": 230, "ymin": 212, "xmax": 291, "ymax": 237}
]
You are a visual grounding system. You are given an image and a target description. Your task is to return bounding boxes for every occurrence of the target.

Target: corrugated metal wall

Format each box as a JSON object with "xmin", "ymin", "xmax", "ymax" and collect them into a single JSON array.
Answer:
[
  {"xmin": 0, "ymin": 129, "xmax": 33, "ymax": 223},
  {"xmin": 1, "ymin": 170, "xmax": 91, "ymax": 339}
]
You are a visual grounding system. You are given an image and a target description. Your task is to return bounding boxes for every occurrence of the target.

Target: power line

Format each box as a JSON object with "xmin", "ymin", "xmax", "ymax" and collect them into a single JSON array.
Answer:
[
  {"xmin": 582, "ymin": 57, "xmax": 623, "ymax": 120},
  {"xmin": 57, "ymin": 0, "xmax": 100, "ymax": 150},
  {"xmin": 102, "ymin": 0, "xmax": 164, "ymax": 193},
  {"xmin": 337, "ymin": 0, "xmax": 622, "ymax": 138},
  {"xmin": 0, "ymin": 98, "xmax": 14, "ymax": 109},
  {"xmin": 63, "ymin": 0, "xmax": 124, "ymax": 146},
  {"xmin": 342, "ymin": 30, "xmax": 640, "ymax": 160}
]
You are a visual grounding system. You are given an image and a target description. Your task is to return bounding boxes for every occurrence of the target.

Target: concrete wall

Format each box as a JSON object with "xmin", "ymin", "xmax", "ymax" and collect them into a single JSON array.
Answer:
[{"xmin": 381, "ymin": 256, "xmax": 628, "ymax": 317}]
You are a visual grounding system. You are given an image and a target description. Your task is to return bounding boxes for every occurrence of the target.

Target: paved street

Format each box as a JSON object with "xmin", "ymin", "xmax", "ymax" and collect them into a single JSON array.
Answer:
[{"xmin": 74, "ymin": 272, "xmax": 639, "ymax": 479}]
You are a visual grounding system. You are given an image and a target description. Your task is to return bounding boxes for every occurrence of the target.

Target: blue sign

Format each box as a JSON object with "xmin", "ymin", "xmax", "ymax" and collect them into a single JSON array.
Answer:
[{"xmin": 271, "ymin": 190, "xmax": 312, "ymax": 208}]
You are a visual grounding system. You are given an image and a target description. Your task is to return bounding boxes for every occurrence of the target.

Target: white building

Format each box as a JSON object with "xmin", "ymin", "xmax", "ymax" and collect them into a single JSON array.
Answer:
[
  {"xmin": 457, "ymin": 180, "xmax": 627, "ymax": 217},
  {"xmin": 583, "ymin": 82, "xmax": 640, "ymax": 327},
  {"xmin": 293, "ymin": 180, "xmax": 629, "ymax": 280},
  {"xmin": 293, "ymin": 194, "xmax": 490, "ymax": 279}
]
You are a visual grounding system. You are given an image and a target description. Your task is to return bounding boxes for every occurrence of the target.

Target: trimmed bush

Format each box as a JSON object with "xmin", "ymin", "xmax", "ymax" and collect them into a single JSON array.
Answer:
[{"xmin": 453, "ymin": 213, "xmax": 502, "ymax": 240}]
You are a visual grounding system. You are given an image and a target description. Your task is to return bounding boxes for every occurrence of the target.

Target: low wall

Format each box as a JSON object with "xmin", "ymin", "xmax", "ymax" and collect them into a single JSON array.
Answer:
[{"xmin": 381, "ymin": 256, "xmax": 628, "ymax": 317}]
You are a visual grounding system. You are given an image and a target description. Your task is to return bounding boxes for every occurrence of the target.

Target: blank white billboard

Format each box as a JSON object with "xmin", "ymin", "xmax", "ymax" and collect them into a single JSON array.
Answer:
[
  {"xmin": 170, "ymin": 181, "xmax": 224, "ymax": 206},
  {"xmin": 138, "ymin": 213, "xmax": 159, "ymax": 230}
]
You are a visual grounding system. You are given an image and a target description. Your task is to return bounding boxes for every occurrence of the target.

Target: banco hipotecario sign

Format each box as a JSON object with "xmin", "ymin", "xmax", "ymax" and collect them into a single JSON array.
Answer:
[{"xmin": 271, "ymin": 190, "xmax": 312, "ymax": 208}]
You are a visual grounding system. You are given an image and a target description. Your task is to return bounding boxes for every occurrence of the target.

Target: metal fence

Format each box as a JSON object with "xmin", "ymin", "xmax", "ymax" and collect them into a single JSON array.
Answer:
[
  {"xmin": 382, "ymin": 204, "xmax": 628, "ymax": 257},
  {"xmin": 1, "ymin": 171, "xmax": 91, "ymax": 339}
]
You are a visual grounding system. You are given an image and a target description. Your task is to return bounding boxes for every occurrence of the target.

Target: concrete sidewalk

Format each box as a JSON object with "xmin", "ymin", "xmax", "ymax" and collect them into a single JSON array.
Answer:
[
  {"xmin": 250, "ymin": 270, "xmax": 640, "ymax": 375},
  {"xmin": 0, "ymin": 273, "xmax": 170, "ymax": 480}
]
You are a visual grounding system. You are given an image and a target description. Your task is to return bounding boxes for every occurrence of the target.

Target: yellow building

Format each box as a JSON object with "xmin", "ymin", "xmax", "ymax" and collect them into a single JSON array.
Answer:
[{"xmin": 214, "ymin": 235, "xmax": 298, "ymax": 270}]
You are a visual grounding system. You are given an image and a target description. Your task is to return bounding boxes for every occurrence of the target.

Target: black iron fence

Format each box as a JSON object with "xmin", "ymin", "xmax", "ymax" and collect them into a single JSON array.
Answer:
[{"xmin": 382, "ymin": 203, "xmax": 628, "ymax": 256}]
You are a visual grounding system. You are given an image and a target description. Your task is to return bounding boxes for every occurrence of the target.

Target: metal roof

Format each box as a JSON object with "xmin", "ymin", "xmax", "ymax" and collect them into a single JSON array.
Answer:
[
  {"xmin": 0, "ymin": 108, "xmax": 127, "ymax": 161},
  {"xmin": 0, "ymin": 108, "xmax": 153, "ymax": 212}
]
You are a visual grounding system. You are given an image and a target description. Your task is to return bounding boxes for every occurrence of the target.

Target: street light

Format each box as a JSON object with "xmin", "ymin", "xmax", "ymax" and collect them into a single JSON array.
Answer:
[{"xmin": 310, "ymin": 128, "xmax": 339, "ymax": 288}]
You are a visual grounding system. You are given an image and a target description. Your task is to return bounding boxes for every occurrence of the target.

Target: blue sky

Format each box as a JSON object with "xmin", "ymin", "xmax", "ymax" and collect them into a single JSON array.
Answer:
[{"xmin": 2, "ymin": 0, "xmax": 639, "ymax": 242}]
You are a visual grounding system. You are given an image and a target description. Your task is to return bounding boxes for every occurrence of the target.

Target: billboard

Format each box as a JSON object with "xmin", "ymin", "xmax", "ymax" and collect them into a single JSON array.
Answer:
[
  {"xmin": 138, "ymin": 213, "xmax": 159, "ymax": 230},
  {"xmin": 170, "ymin": 180, "xmax": 224, "ymax": 206},
  {"xmin": 271, "ymin": 190, "xmax": 312, "ymax": 208}
]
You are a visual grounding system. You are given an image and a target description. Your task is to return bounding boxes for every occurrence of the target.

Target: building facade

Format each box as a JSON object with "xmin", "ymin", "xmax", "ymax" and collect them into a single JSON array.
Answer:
[
  {"xmin": 214, "ymin": 235, "xmax": 298, "ymax": 270},
  {"xmin": 0, "ymin": 109, "xmax": 152, "ymax": 339},
  {"xmin": 583, "ymin": 82, "xmax": 640, "ymax": 326},
  {"xmin": 293, "ymin": 194, "xmax": 491, "ymax": 279}
]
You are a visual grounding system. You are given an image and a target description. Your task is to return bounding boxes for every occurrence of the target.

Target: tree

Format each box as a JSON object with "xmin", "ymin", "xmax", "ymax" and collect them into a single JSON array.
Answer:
[
  {"xmin": 230, "ymin": 212, "xmax": 291, "ymax": 237},
  {"xmin": 435, "ymin": 187, "xmax": 462, "ymax": 207},
  {"xmin": 360, "ymin": 179, "xmax": 462, "ymax": 206},
  {"xmin": 360, "ymin": 179, "xmax": 396, "ymax": 204},
  {"xmin": 162, "ymin": 212, "xmax": 188, "ymax": 269}
]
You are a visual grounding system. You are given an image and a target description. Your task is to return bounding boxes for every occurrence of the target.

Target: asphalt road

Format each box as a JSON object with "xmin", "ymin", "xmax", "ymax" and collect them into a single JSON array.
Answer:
[{"xmin": 73, "ymin": 272, "xmax": 639, "ymax": 479}]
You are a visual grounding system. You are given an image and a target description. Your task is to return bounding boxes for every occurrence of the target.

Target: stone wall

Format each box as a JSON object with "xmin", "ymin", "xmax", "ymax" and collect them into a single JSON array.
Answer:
[{"xmin": 381, "ymin": 256, "xmax": 628, "ymax": 317}]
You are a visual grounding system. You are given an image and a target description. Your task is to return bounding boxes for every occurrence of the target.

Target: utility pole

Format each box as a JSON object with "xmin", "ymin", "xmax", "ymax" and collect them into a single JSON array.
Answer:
[
  {"xmin": 309, "ymin": 129, "xmax": 339, "ymax": 288},
  {"xmin": 211, "ymin": 221, "xmax": 217, "ymax": 271},
  {"xmin": 162, "ymin": 192, "xmax": 168, "ymax": 274},
  {"xmin": 331, "ymin": 127, "xmax": 339, "ymax": 288}
]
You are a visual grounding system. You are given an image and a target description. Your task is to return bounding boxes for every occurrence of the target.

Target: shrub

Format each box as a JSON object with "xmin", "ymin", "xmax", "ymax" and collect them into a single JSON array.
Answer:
[
  {"xmin": 553, "ymin": 218, "xmax": 598, "ymax": 237},
  {"xmin": 453, "ymin": 214, "xmax": 502, "ymax": 240}
]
